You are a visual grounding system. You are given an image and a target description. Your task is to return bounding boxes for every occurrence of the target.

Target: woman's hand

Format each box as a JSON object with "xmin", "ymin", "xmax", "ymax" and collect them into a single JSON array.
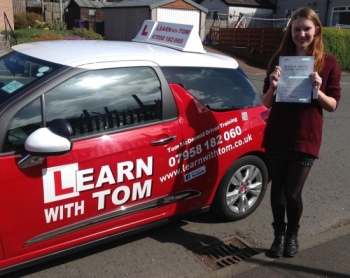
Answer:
[
  {"xmin": 311, "ymin": 72, "xmax": 322, "ymax": 90},
  {"xmin": 269, "ymin": 66, "xmax": 281, "ymax": 89},
  {"xmin": 310, "ymin": 72, "xmax": 336, "ymax": 111},
  {"xmin": 263, "ymin": 66, "xmax": 281, "ymax": 108}
]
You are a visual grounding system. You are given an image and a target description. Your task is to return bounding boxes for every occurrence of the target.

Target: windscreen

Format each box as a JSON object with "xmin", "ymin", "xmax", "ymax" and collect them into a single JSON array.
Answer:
[{"xmin": 0, "ymin": 49, "xmax": 64, "ymax": 106}]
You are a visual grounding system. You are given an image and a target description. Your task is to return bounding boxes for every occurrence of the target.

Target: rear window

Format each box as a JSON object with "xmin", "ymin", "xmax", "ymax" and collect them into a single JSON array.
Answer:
[
  {"xmin": 0, "ymin": 49, "xmax": 63, "ymax": 106},
  {"xmin": 161, "ymin": 67, "xmax": 262, "ymax": 111}
]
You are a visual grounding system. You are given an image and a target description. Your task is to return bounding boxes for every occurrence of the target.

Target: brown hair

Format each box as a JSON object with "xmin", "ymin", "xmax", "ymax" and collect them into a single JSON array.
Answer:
[{"xmin": 266, "ymin": 7, "xmax": 324, "ymax": 75}]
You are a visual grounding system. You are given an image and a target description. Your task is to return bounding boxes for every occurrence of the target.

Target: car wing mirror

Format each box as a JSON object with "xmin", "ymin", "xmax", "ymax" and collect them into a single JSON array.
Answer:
[
  {"xmin": 49, "ymin": 118, "xmax": 73, "ymax": 138},
  {"xmin": 18, "ymin": 119, "xmax": 73, "ymax": 169}
]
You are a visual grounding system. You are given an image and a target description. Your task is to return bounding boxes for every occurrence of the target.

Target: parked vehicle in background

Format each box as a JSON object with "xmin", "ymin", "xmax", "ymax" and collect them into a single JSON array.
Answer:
[{"xmin": 0, "ymin": 20, "xmax": 269, "ymax": 274}]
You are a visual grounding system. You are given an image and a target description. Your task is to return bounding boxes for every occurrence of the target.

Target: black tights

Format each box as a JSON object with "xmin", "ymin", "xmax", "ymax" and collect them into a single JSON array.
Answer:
[{"xmin": 269, "ymin": 157, "xmax": 311, "ymax": 231}]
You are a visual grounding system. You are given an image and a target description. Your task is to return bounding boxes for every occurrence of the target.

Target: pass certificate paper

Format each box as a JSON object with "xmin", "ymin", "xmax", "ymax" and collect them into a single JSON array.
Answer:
[{"xmin": 276, "ymin": 56, "xmax": 314, "ymax": 103}]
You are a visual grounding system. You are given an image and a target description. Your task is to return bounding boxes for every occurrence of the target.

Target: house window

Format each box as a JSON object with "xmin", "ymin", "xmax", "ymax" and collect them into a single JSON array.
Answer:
[
  {"xmin": 285, "ymin": 9, "xmax": 294, "ymax": 18},
  {"xmin": 331, "ymin": 6, "xmax": 350, "ymax": 27},
  {"xmin": 206, "ymin": 10, "xmax": 218, "ymax": 20},
  {"xmin": 89, "ymin": 9, "xmax": 96, "ymax": 16}
]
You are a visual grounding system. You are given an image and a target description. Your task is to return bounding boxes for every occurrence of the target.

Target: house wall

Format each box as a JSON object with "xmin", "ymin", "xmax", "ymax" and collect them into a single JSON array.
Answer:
[
  {"xmin": 199, "ymin": 11, "xmax": 207, "ymax": 40},
  {"xmin": 228, "ymin": 7, "xmax": 273, "ymax": 17},
  {"xmin": 80, "ymin": 7, "xmax": 106, "ymax": 30},
  {"xmin": 156, "ymin": 0, "xmax": 206, "ymax": 40},
  {"xmin": 276, "ymin": 0, "xmax": 350, "ymax": 26},
  {"xmin": 199, "ymin": 0, "xmax": 228, "ymax": 17},
  {"xmin": 65, "ymin": 2, "xmax": 81, "ymax": 30},
  {"xmin": 227, "ymin": 7, "xmax": 273, "ymax": 27},
  {"xmin": 105, "ymin": 1, "xmax": 206, "ymax": 41},
  {"xmin": 275, "ymin": 0, "xmax": 328, "ymax": 25},
  {"xmin": 326, "ymin": 0, "xmax": 350, "ymax": 27},
  {"xmin": 104, "ymin": 7, "xmax": 150, "ymax": 41},
  {"xmin": 0, "ymin": 0, "xmax": 14, "ymax": 31}
]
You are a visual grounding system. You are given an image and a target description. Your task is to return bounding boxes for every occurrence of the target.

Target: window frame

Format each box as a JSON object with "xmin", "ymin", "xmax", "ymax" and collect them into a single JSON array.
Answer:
[{"xmin": 331, "ymin": 6, "xmax": 350, "ymax": 27}]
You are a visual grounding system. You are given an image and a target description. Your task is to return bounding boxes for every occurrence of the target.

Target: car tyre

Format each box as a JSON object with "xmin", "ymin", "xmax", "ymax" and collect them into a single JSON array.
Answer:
[{"xmin": 212, "ymin": 155, "xmax": 268, "ymax": 221}]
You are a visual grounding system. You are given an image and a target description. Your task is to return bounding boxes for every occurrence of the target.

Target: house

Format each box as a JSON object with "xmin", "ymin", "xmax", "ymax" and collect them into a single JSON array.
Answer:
[
  {"xmin": 195, "ymin": 0, "xmax": 276, "ymax": 22},
  {"xmin": 0, "ymin": 0, "xmax": 14, "ymax": 31},
  {"xmin": 103, "ymin": 0, "xmax": 208, "ymax": 41},
  {"xmin": 275, "ymin": 0, "xmax": 350, "ymax": 27},
  {"xmin": 65, "ymin": 0, "xmax": 112, "ymax": 35}
]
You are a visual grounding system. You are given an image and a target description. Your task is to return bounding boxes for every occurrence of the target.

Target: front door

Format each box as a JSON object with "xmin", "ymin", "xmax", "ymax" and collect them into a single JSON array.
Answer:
[{"xmin": 0, "ymin": 65, "xmax": 183, "ymax": 261}]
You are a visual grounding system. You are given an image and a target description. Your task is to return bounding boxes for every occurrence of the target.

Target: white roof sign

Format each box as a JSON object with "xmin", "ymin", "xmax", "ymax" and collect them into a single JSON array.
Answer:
[{"xmin": 133, "ymin": 20, "xmax": 206, "ymax": 54}]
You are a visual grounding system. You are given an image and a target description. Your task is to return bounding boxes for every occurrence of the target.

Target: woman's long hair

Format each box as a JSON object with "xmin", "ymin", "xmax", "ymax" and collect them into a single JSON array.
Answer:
[{"xmin": 266, "ymin": 8, "xmax": 324, "ymax": 75}]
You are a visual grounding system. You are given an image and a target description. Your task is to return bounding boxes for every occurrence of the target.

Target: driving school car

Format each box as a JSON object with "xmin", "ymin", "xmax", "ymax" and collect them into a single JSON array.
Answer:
[{"xmin": 0, "ymin": 20, "xmax": 269, "ymax": 274}]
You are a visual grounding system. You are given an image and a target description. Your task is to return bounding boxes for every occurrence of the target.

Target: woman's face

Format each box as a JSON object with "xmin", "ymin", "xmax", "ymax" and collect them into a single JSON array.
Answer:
[{"xmin": 291, "ymin": 18, "xmax": 319, "ymax": 52}]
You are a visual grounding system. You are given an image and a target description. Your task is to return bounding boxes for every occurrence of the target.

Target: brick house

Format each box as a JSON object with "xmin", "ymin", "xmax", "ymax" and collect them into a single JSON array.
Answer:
[{"xmin": 0, "ymin": 0, "xmax": 14, "ymax": 31}]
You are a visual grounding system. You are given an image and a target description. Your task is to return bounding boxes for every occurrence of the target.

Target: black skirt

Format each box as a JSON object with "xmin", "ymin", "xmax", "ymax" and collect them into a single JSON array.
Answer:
[{"xmin": 266, "ymin": 148, "xmax": 316, "ymax": 167}]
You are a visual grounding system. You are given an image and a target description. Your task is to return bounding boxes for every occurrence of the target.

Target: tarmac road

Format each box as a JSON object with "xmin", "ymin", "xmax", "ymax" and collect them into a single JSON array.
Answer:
[{"xmin": 5, "ymin": 49, "xmax": 350, "ymax": 278}]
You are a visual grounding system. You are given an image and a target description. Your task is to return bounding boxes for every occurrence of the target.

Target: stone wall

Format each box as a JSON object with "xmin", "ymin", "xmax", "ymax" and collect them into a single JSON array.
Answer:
[{"xmin": 0, "ymin": 0, "xmax": 14, "ymax": 31}]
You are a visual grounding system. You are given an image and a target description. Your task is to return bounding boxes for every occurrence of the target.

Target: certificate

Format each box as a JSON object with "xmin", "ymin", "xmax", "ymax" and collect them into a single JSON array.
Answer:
[{"xmin": 276, "ymin": 56, "xmax": 314, "ymax": 103}]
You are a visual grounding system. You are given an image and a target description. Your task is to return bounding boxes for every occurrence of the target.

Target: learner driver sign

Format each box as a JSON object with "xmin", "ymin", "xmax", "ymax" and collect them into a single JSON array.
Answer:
[{"xmin": 133, "ymin": 20, "xmax": 206, "ymax": 53}]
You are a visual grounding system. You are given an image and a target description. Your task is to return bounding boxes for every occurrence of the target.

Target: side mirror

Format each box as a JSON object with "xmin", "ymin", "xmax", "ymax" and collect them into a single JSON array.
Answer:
[
  {"xmin": 49, "ymin": 118, "xmax": 73, "ymax": 138},
  {"xmin": 18, "ymin": 119, "xmax": 73, "ymax": 169},
  {"xmin": 24, "ymin": 119, "xmax": 73, "ymax": 156}
]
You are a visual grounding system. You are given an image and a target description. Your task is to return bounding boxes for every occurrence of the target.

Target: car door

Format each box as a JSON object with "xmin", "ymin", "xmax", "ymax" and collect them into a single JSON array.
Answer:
[
  {"xmin": 161, "ymin": 66, "xmax": 265, "ymax": 214},
  {"xmin": 0, "ymin": 63, "xmax": 184, "ymax": 263}
]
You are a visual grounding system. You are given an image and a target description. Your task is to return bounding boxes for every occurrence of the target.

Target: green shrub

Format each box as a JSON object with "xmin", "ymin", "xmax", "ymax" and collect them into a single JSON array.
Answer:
[
  {"xmin": 34, "ymin": 20, "xmax": 47, "ymax": 29},
  {"xmin": 14, "ymin": 13, "xmax": 27, "ymax": 29},
  {"xmin": 14, "ymin": 28, "xmax": 70, "ymax": 44},
  {"xmin": 14, "ymin": 12, "xmax": 44, "ymax": 29},
  {"xmin": 72, "ymin": 28, "xmax": 103, "ymax": 40},
  {"xmin": 47, "ymin": 19, "xmax": 67, "ymax": 31},
  {"xmin": 26, "ymin": 12, "xmax": 44, "ymax": 28},
  {"xmin": 323, "ymin": 27, "xmax": 350, "ymax": 72},
  {"xmin": 30, "ymin": 33, "xmax": 63, "ymax": 42}
]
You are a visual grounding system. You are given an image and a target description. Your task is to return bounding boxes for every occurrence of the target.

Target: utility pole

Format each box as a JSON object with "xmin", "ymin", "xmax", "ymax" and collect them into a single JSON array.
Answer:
[
  {"xmin": 59, "ymin": 0, "xmax": 63, "ymax": 21},
  {"xmin": 41, "ymin": 0, "xmax": 44, "ymax": 18}
]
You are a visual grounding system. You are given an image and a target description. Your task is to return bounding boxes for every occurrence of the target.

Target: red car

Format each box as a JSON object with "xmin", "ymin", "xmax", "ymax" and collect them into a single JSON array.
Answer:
[{"xmin": 0, "ymin": 21, "xmax": 269, "ymax": 274}]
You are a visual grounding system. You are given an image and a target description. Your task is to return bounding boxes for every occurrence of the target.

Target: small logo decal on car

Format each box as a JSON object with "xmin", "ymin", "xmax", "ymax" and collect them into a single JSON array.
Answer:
[
  {"xmin": 184, "ymin": 166, "xmax": 206, "ymax": 182},
  {"xmin": 241, "ymin": 112, "xmax": 248, "ymax": 121}
]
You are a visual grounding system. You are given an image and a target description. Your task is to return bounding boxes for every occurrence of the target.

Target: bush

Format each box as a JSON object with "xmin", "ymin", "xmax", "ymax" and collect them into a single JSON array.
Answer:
[
  {"xmin": 30, "ymin": 33, "xmax": 63, "ymax": 42},
  {"xmin": 47, "ymin": 19, "xmax": 67, "ymax": 31},
  {"xmin": 14, "ymin": 12, "xmax": 44, "ymax": 29},
  {"xmin": 26, "ymin": 12, "xmax": 44, "ymax": 28},
  {"xmin": 72, "ymin": 28, "xmax": 103, "ymax": 40},
  {"xmin": 323, "ymin": 27, "xmax": 350, "ymax": 72},
  {"xmin": 34, "ymin": 20, "xmax": 47, "ymax": 29},
  {"xmin": 14, "ymin": 13, "xmax": 27, "ymax": 29}
]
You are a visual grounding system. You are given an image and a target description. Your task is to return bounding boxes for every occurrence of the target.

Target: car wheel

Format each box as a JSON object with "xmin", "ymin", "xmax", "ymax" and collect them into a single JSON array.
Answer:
[{"xmin": 212, "ymin": 155, "xmax": 268, "ymax": 221}]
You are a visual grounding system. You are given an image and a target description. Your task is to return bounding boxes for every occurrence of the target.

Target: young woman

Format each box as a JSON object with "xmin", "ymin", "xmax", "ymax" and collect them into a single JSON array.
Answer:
[{"xmin": 262, "ymin": 7, "xmax": 341, "ymax": 257}]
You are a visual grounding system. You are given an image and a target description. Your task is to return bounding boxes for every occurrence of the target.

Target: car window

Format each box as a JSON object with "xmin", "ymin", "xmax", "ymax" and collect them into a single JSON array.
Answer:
[
  {"xmin": 2, "ymin": 98, "xmax": 42, "ymax": 152},
  {"xmin": 2, "ymin": 67, "xmax": 162, "ymax": 152},
  {"xmin": 45, "ymin": 67, "xmax": 162, "ymax": 139},
  {"xmin": 0, "ymin": 50, "xmax": 63, "ymax": 107},
  {"xmin": 161, "ymin": 67, "xmax": 262, "ymax": 111}
]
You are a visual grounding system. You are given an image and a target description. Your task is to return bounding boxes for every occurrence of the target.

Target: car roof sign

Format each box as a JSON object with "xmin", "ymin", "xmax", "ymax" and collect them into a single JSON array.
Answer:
[{"xmin": 133, "ymin": 20, "xmax": 206, "ymax": 54}]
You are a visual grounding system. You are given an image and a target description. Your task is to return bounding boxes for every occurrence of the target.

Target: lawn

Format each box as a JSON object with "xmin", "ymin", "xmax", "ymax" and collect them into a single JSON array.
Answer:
[{"xmin": 2, "ymin": 27, "xmax": 103, "ymax": 45}]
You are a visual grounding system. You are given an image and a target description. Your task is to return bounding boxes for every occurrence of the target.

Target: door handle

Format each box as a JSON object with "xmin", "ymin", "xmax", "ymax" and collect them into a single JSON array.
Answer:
[{"xmin": 150, "ymin": 136, "xmax": 177, "ymax": 146}]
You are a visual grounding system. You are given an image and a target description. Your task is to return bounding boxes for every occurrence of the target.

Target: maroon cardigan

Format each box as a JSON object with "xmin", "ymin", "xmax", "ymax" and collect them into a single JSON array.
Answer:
[{"xmin": 262, "ymin": 54, "xmax": 341, "ymax": 158}]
